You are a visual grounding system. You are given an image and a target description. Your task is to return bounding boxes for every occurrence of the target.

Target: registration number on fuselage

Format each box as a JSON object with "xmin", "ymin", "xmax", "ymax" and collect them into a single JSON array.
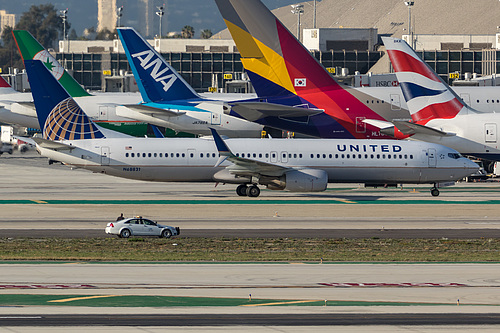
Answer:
[{"xmin": 123, "ymin": 167, "xmax": 141, "ymax": 172}]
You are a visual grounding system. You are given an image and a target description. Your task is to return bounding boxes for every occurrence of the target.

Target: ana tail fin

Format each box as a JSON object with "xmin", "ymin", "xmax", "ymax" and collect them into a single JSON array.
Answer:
[
  {"xmin": 24, "ymin": 60, "xmax": 104, "ymax": 140},
  {"xmin": 382, "ymin": 37, "xmax": 470, "ymax": 123},
  {"xmin": 117, "ymin": 27, "xmax": 199, "ymax": 103},
  {"xmin": 13, "ymin": 30, "xmax": 91, "ymax": 97}
]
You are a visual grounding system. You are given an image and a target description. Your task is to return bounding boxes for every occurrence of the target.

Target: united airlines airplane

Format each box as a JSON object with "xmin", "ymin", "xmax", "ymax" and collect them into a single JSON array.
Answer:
[{"xmin": 26, "ymin": 59, "xmax": 477, "ymax": 197}]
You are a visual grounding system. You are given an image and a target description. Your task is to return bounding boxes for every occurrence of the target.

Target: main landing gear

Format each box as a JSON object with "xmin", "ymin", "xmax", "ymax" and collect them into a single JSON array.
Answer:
[
  {"xmin": 236, "ymin": 184, "xmax": 261, "ymax": 197},
  {"xmin": 430, "ymin": 184, "xmax": 440, "ymax": 197}
]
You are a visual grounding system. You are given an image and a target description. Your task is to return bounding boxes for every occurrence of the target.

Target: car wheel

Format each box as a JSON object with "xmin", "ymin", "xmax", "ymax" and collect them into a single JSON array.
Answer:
[
  {"xmin": 161, "ymin": 229, "xmax": 172, "ymax": 238},
  {"xmin": 120, "ymin": 229, "xmax": 131, "ymax": 238}
]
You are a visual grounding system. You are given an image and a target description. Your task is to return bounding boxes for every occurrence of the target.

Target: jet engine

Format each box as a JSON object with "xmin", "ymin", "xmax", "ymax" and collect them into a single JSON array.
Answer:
[{"xmin": 264, "ymin": 169, "xmax": 328, "ymax": 192}]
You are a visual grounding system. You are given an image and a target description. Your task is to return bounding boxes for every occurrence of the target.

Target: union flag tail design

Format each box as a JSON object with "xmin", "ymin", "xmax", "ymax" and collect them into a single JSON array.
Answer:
[
  {"xmin": 382, "ymin": 37, "xmax": 468, "ymax": 124},
  {"xmin": 24, "ymin": 60, "xmax": 104, "ymax": 141}
]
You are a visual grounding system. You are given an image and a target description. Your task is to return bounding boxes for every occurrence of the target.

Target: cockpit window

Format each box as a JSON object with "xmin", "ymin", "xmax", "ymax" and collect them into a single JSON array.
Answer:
[{"xmin": 448, "ymin": 153, "xmax": 461, "ymax": 159}]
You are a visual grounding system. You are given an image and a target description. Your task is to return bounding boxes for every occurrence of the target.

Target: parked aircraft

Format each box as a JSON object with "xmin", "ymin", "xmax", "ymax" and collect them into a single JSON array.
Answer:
[
  {"xmin": 26, "ymin": 59, "xmax": 477, "ymax": 197},
  {"xmin": 214, "ymin": 0, "xmax": 500, "ymax": 140},
  {"xmin": 115, "ymin": 27, "xmax": 264, "ymax": 138},
  {"xmin": 0, "ymin": 30, "xmax": 145, "ymax": 135},
  {"xmin": 381, "ymin": 37, "xmax": 500, "ymax": 162}
]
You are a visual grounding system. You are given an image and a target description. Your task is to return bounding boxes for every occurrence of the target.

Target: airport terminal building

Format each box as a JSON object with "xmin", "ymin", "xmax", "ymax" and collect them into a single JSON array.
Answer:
[{"xmin": 8, "ymin": 0, "xmax": 500, "ymax": 92}]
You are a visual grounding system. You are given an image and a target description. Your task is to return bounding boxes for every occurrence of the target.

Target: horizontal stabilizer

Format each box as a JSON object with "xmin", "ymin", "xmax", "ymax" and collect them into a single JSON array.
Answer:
[
  {"xmin": 362, "ymin": 119, "xmax": 394, "ymax": 130},
  {"xmin": 121, "ymin": 104, "xmax": 186, "ymax": 117},
  {"xmin": 230, "ymin": 102, "xmax": 323, "ymax": 121},
  {"xmin": 14, "ymin": 102, "xmax": 36, "ymax": 110},
  {"xmin": 33, "ymin": 137, "xmax": 74, "ymax": 150},
  {"xmin": 392, "ymin": 121, "xmax": 450, "ymax": 137}
]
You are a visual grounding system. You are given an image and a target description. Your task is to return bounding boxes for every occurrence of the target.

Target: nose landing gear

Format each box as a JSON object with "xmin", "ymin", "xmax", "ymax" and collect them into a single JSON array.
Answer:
[{"xmin": 430, "ymin": 185, "xmax": 440, "ymax": 197}]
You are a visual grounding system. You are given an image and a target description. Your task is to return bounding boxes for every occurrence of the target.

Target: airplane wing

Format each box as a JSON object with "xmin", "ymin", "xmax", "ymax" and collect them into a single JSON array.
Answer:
[
  {"xmin": 120, "ymin": 104, "xmax": 186, "ymax": 117},
  {"xmin": 363, "ymin": 119, "xmax": 451, "ymax": 137},
  {"xmin": 211, "ymin": 128, "xmax": 288, "ymax": 177},
  {"xmin": 392, "ymin": 121, "xmax": 451, "ymax": 137},
  {"xmin": 229, "ymin": 102, "xmax": 323, "ymax": 121},
  {"xmin": 32, "ymin": 137, "xmax": 74, "ymax": 151}
]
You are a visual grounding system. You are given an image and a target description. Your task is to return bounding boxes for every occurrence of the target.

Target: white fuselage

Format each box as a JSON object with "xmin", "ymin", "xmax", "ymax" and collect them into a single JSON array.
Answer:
[
  {"xmin": 0, "ymin": 89, "xmax": 263, "ymax": 137},
  {"xmin": 37, "ymin": 137, "xmax": 477, "ymax": 186},
  {"xmin": 412, "ymin": 113, "xmax": 500, "ymax": 159},
  {"xmin": 352, "ymin": 86, "xmax": 500, "ymax": 117}
]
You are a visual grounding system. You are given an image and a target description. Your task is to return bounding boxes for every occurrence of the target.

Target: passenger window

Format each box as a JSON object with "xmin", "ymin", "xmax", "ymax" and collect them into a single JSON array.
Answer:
[
  {"xmin": 176, "ymin": 153, "xmax": 180, "ymax": 157},
  {"xmin": 182, "ymin": 153, "xmax": 185, "ymax": 158},
  {"xmin": 148, "ymin": 153, "xmax": 152, "ymax": 157},
  {"xmin": 142, "ymin": 153, "xmax": 146, "ymax": 157},
  {"xmin": 159, "ymin": 153, "xmax": 162, "ymax": 157},
  {"xmin": 125, "ymin": 153, "xmax": 129, "ymax": 157},
  {"xmin": 310, "ymin": 154, "xmax": 314, "ymax": 158},
  {"xmin": 131, "ymin": 153, "xmax": 134, "ymax": 157}
]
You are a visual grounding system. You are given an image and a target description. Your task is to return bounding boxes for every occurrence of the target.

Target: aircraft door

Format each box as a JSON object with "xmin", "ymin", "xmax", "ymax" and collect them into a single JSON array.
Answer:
[
  {"xmin": 355, "ymin": 117, "xmax": 366, "ymax": 133},
  {"xmin": 211, "ymin": 112, "xmax": 221, "ymax": 125},
  {"xmin": 101, "ymin": 146, "xmax": 110, "ymax": 165},
  {"xmin": 427, "ymin": 148, "xmax": 437, "ymax": 168},
  {"xmin": 460, "ymin": 93, "xmax": 471, "ymax": 106},
  {"xmin": 390, "ymin": 94, "xmax": 401, "ymax": 110},
  {"xmin": 485, "ymin": 123, "xmax": 497, "ymax": 143},
  {"xmin": 270, "ymin": 151, "xmax": 278, "ymax": 163},
  {"xmin": 281, "ymin": 151, "xmax": 288, "ymax": 163},
  {"xmin": 99, "ymin": 106, "xmax": 109, "ymax": 120}
]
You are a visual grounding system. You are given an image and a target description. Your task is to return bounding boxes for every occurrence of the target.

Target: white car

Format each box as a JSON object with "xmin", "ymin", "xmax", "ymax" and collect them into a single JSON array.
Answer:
[{"xmin": 105, "ymin": 217, "xmax": 180, "ymax": 238}]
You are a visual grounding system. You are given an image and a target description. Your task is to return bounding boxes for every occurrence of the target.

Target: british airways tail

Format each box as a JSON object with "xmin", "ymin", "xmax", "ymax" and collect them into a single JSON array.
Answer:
[
  {"xmin": 382, "ymin": 37, "xmax": 472, "ymax": 124},
  {"xmin": 215, "ymin": 0, "xmax": 387, "ymax": 138},
  {"xmin": 117, "ymin": 27, "xmax": 199, "ymax": 103},
  {"xmin": 24, "ymin": 60, "xmax": 105, "ymax": 140}
]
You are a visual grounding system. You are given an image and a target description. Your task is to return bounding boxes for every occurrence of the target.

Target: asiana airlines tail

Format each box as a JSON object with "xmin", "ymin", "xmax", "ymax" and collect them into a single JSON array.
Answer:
[{"xmin": 25, "ymin": 59, "xmax": 477, "ymax": 197}]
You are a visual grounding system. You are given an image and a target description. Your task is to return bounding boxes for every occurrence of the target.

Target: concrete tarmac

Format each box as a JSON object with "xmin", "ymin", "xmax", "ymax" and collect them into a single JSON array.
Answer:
[{"xmin": 1, "ymin": 153, "xmax": 500, "ymax": 331}]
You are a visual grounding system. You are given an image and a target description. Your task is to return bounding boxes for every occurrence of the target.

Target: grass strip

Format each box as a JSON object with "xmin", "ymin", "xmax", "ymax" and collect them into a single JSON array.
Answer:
[
  {"xmin": 0, "ymin": 237, "xmax": 499, "ymax": 262},
  {"xmin": 0, "ymin": 294, "xmax": 457, "ymax": 307}
]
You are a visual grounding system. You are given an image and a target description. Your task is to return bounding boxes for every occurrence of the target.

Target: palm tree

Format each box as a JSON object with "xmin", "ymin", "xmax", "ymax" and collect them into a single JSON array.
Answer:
[
  {"xmin": 200, "ymin": 29, "xmax": 212, "ymax": 39},
  {"xmin": 181, "ymin": 25, "xmax": 195, "ymax": 39}
]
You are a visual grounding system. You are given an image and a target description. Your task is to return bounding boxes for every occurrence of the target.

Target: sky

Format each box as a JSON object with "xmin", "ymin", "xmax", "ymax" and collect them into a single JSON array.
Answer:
[{"xmin": 0, "ymin": 0, "xmax": 301, "ymax": 38}]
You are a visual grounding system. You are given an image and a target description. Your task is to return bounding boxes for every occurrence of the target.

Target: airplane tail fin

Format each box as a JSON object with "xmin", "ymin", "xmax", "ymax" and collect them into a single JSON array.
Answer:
[
  {"xmin": 215, "ymin": 0, "xmax": 337, "ymax": 99},
  {"xmin": 24, "ymin": 60, "xmax": 105, "ymax": 140},
  {"xmin": 0, "ymin": 75, "xmax": 11, "ymax": 88},
  {"xmin": 382, "ymin": 37, "xmax": 470, "ymax": 123},
  {"xmin": 215, "ymin": 0, "xmax": 386, "ymax": 136},
  {"xmin": 13, "ymin": 30, "xmax": 91, "ymax": 97},
  {"xmin": 117, "ymin": 27, "xmax": 199, "ymax": 103}
]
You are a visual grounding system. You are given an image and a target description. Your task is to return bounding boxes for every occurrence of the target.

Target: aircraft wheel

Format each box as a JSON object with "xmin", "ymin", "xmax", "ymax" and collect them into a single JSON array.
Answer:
[
  {"xmin": 236, "ymin": 184, "xmax": 248, "ymax": 196},
  {"xmin": 430, "ymin": 188, "xmax": 440, "ymax": 197},
  {"xmin": 246, "ymin": 185, "xmax": 260, "ymax": 197}
]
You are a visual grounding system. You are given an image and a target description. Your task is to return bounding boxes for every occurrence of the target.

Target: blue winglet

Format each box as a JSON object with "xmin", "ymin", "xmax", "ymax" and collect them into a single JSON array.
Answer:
[
  {"xmin": 210, "ymin": 128, "xmax": 231, "ymax": 154},
  {"xmin": 117, "ymin": 27, "xmax": 199, "ymax": 103},
  {"xmin": 150, "ymin": 125, "xmax": 165, "ymax": 138}
]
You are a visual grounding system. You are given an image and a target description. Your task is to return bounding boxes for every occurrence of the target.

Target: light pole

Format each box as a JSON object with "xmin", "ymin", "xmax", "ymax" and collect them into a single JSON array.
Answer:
[
  {"xmin": 313, "ymin": 0, "xmax": 318, "ymax": 29},
  {"xmin": 404, "ymin": 1, "xmax": 414, "ymax": 49},
  {"xmin": 156, "ymin": 4, "xmax": 165, "ymax": 38},
  {"xmin": 59, "ymin": 8, "xmax": 68, "ymax": 57},
  {"xmin": 117, "ymin": 6, "xmax": 123, "ymax": 28},
  {"xmin": 291, "ymin": 4, "xmax": 304, "ymax": 41}
]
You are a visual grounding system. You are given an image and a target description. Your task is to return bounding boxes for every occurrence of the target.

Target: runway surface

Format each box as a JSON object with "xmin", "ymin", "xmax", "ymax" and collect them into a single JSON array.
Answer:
[{"xmin": 2, "ymin": 153, "xmax": 500, "ymax": 331}]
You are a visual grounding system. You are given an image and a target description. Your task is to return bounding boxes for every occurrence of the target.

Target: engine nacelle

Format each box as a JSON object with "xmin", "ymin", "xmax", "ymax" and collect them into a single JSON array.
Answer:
[{"xmin": 265, "ymin": 169, "xmax": 328, "ymax": 192}]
